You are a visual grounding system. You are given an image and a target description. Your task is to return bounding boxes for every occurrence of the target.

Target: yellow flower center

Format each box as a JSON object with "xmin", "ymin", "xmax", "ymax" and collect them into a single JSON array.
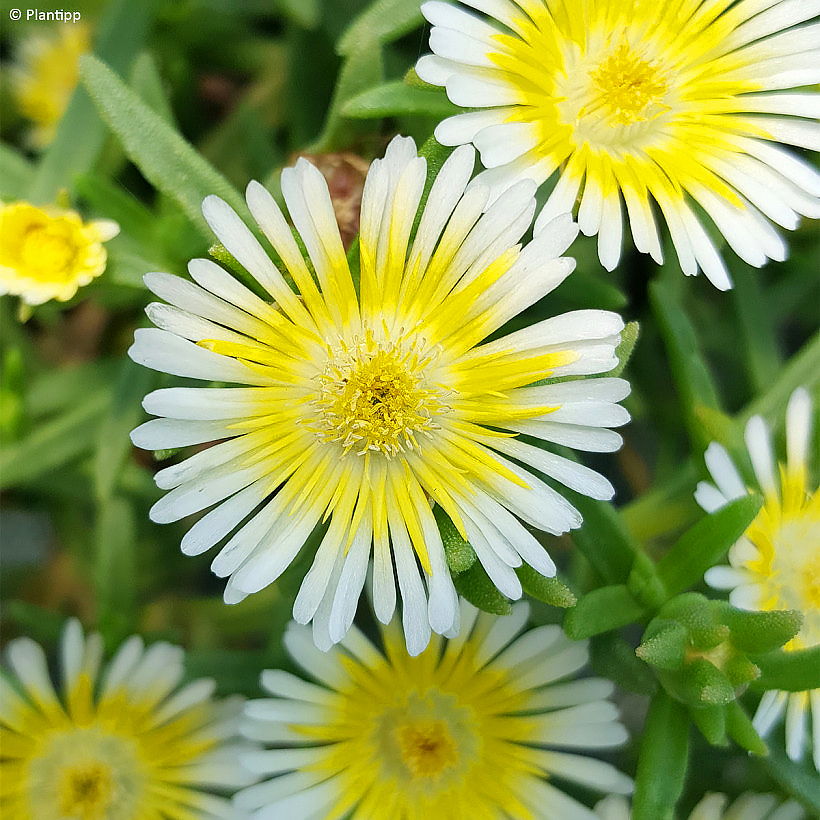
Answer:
[
  {"xmin": 20, "ymin": 224, "xmax": 77, "ymax": 280},
  {"xmin": 316, "ymin": 329, "xmax": 449, "ymax": 457},
  {"xmin": 551, "ymin": 36, "xmax": 672, "ymax": 150},
  {"xmin": 590, "ymin": 44, "xmax": 669, "ymax": 125},
  {"xmin": 59, "ymin": 761, "xmax": 113, "ymax": 820},
  {"xmin": 396, "ymin": 720, "xmax": 458, "ymax": 778},
  {"xmin": 369, "ymin": 689, "xmax": 479, "ymax": 795},
  {"xmin": 744, "ymin": 472, "xmax": 820, "ymax": 650},
  {"xmin": 26, "ymin": 726, "xmax": 145, "ymax": 820}
]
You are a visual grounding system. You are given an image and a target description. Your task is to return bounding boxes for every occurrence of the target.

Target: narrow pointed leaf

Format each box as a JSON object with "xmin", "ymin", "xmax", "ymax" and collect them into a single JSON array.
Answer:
[
  {"xmin": 79, "ymin": 56, "xmax": 249, "ymax": 238},
  {"xmin": 633, "ymin": 691, "xmax": 689, "ymax": 820},
  {"xmin": 656, "ymin": 494, "xmax": 762, "ymax": 597}
]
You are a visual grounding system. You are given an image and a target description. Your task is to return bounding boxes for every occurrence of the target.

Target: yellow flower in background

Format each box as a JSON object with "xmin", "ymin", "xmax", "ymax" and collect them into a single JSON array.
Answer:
[
  {"xmin": 0, "ymin": 619, "xmax": 257, "ymax": 820},
  {"xmin": 10, "ymin": 23, "xmax": 91, "ymax": 148},
  {"xmin": 696, "ymin": 387, "xmax": 819, "ymax": 771},
  {"xmin": 129, "ymin": 136, "xmax": 630, "ymax": 657},
  {"xmin": 235, "ymin": 601, "xmax": 632, "ymax": 819},
  {"xmin": 0, "ymin": 202, "xmax": 119, "ymax": 305},
  {"xmin": 417, "ymin": 0, "xmax": 820, "ymax": 289}
]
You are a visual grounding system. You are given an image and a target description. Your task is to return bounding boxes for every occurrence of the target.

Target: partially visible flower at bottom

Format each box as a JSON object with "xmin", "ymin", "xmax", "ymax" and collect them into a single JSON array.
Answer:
[
  {"xmin": 234, "ymin": 601, "xmax": 632, "ymax": 820},
  {"xmin": 695, "ymin": 386, "xmax": 819, "ymax": 771},
  {"xmin": 0, "ymin": 201, "xmax": 119, "ymax": 305},
  {"xmin": 595, "ymin": 793, "xmax": 805, "ymax": 820},
  {"xmin": 0, "ymin": 619, "xmax": 257, "ymax": 820},
  {"xmin": 9, "ymin": 22, "xmax": 91, "ymax": 148}
]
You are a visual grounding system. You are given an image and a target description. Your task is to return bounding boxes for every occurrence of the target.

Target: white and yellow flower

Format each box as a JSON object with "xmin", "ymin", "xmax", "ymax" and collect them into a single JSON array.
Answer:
[
  {"xmin": 595, "ymin": 792, "xmax": 805, "ymax": 820},
  {"xmin": 235, "ymin": 601, "xmax": 632, "ymax": 820},
  {"xmin": 10, "ymin": 23, "xmax": 91, "ymax": 148},
  {"xmin": 417, "ymin": 0, "xmax": 820, "ymax": 289},
  {"xmin": 0, "ymin": 201, "xmax": 119, "ymax": 305},
  {"xmin": 0, "ymin": 619, "xmax": 256, "ymax": 820},
  {"xmin": 695, "ymin": 386, "xmax": 819, "ymax": 771},
  {"xmin": 129, "ymin": 136, "xmax": 630, "ymax": 655}
]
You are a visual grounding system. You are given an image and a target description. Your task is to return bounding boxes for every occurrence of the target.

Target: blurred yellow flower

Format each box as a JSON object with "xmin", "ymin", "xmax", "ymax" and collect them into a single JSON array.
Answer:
[
  {"xmin": 11, "ymin": 23, "xmax": 91, "ymax": 148},
  {"xmin": 0, "ymin": 202, "xmax": 119, "ymax": 306}
]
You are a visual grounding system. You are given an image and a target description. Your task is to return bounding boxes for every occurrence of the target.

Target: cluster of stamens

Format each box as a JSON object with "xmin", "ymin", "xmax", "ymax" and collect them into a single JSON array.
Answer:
[
  {"xmin": 315, "ymin": 328, "xmax": 449, "ymax": 457},
  {"xmin": 588, "ymin": 43, "xmax": 669, "ymax": 125},
  {"xmin": 396, "ymin": 720, "xmax": 458, "ymax": 778}
]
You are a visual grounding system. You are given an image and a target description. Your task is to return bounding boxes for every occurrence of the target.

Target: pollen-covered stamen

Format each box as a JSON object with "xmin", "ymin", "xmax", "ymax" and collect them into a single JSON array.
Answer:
[
  {"xmin": 397, "ymin": 720, "xmax": 458, "ymax": 778},
  {"xmin": 589, "ymin": 43, "xmax": 669, "ymax": 125},
  {"xmin": 59, "ymin": 761, "xmax": 113, "ymax": 819},
  {"xmin": 316, "ymin": 328, "xmax": 450, "ymax": 457}
]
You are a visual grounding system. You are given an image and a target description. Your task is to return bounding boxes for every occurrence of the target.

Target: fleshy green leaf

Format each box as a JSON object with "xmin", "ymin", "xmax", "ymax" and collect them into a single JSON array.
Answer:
[
  {"xmin": 610, "ymin": 320, "xmax": 640, "ymax": 378},
  {"xmin": 725, "ymin": 701, "xmax": 768, "ymax": 756},
  {"xmin": 434, "ymin": 506, "xmax": 477, "ymax": 574},
  {"xmin": 691, "ymin": 705, "xmax": 728, "ymax": 746},
  {"xmin": 723, "ymin": 606, "xmax": 803, "ymax": 655},
  {"xmin": 632, "ymin": 690, "xmax": 689, "ymax": 820},
  {"xmin": 337, "ymin": 0, "xmax": 424, "ymax": 56},
  {"xmin": 751, "ymin": 646, "xmax": 820, "ymax": 692},
  {"xmin": 566, "ymin": 491, "xmax": 642, "ymax": 585},
  {"xmin": 453, "ymin": 562, "xmax": 512, "ymax": 616},
  {"xmin": 650, "ymin": 279, "xmax": 723, "ymax": 450},
  {"xmin": 516, "ymin": 565, "xmax": 576, "ymax": 608},
  {"xmin": 79, "ymin": 55, "xmax": 249, "ymax": 239},
  {"xmin": 342, "ymin": 81, "xmax": 459, "ymax": 119},
  {"xmin": 564, "ymin": 585, "xmax": 645, "ymax": 639},
  {"xmin": 636, "ymin": 620, "xmax": 688, "ymax": 671},
  {"xmin": 656, "ymin": 494, "xmax": 763, "ymax": 597}
]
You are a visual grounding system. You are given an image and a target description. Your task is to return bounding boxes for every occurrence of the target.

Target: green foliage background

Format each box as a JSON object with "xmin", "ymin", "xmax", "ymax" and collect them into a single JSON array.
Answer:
[{"xmin": 0, "ymin": 1, "xmax": 818, "ymax": 817}]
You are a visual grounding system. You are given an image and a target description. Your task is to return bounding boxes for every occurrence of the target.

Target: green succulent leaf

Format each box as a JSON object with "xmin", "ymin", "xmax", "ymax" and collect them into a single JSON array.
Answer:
[
  {"xmin": 632, "ymin": 690, "xmax": 689, "ymax": 820},
  {"xmin": 637, "ymin": 620, "xmax": 688, "ymax": 671},
  {"xmin": 655, "ymin": 494, "xmax": 762, "ymax": 597},
  {"xmin": 725, "ymin": 701, "xmax": 768, "ymax": 757},
  {"xmin": 564, "ymin": 585, "xmax": 645, "ymax": 640},
  {"xmin": 452, "ymin": 562, "xmax": 513, "ymax": 616},
  {"xmin": 751, "ymin": 646, "xmax": 820, "ymax": 692},
  {"xmin": 516, "ymin": 565, "xmax": 576, "ymax": 608},
  {"xmin": 79, "ymin": 55, "xmax": 250, "ymax": 240},
  {"xmin": 434, "ymin": 506, "xmax": 477, "ymax": 575},
  {"xmin": 690, "ymin": 705, "xmax": 728, "ymax": 747},
  {"xmin": 722, "ymin": 606, "xmax": 803, "ymax": 654},
  {"xmin": 341, "ymin": 81, "xmax": 459, "ymax": 120}
]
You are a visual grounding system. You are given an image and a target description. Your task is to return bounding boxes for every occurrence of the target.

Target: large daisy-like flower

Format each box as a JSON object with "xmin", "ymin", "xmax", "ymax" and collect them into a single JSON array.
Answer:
[
  {"xmin": 234, "ymin": 601, "xmax": 632, "ymax": 819},
  {"xmin": 0, "ymin": 201, "xmax": 119, "ymax": 305},
  {"xmin": 595, "ymin": 792, "xmax": 805, "ymax": 820},
  {"xmin": 129, "ymin": 136, "xmax": 629, "ymax": 655},
  {"xmin": 695, "ymin": 387, "xmax": 819, "ymax": 771},
  {"xmin": 0, "ymin": 619, "xmax": 256, "ymax": 820},
  {"xmin": 416, "ymin": 0, "xmax": 820, "ymax": 289}
]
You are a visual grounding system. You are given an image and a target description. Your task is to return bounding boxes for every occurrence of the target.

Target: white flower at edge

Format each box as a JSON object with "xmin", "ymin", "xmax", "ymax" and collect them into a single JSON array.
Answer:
[
  {"xmin": 0, "ymin": 619, "xmax": 257, "ymax": 820},
  {"xmin": 695, "ymin": 386, "xmax": 819, "ymax": 771}
]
